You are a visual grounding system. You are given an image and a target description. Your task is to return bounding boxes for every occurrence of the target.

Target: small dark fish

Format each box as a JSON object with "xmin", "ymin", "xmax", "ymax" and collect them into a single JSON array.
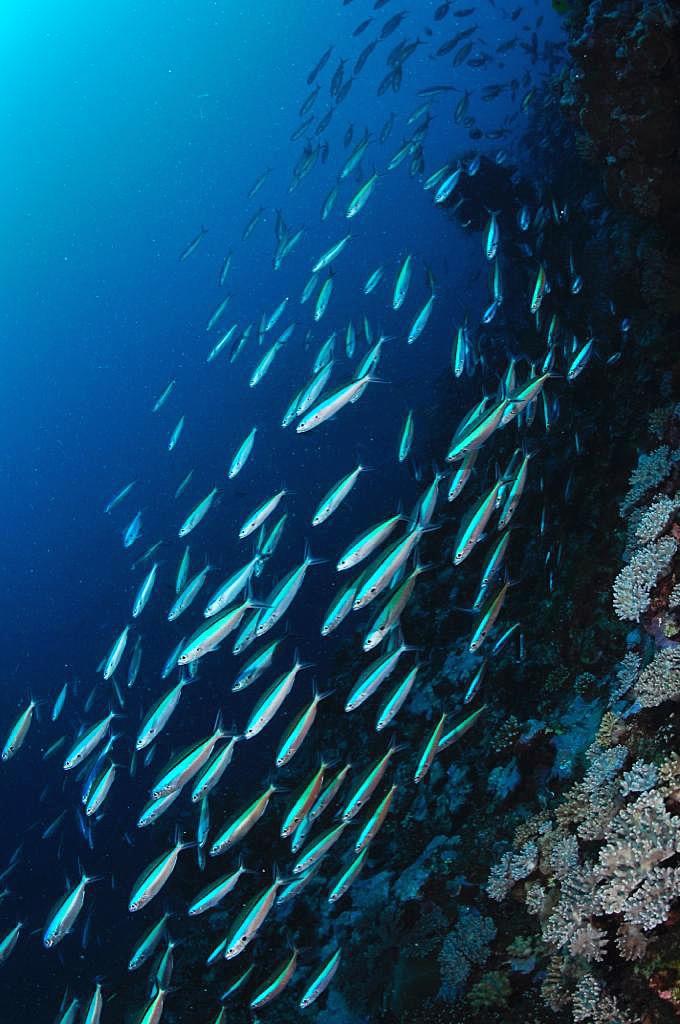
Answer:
[
  {"xmin": 435, "ymin": 37, "xmax": 460, "ymax": 56},
  {"xmin": 418, "ymin": 84, "xmax": 456, "ymax": 96},
  {"xmin": 299, "ymin": 85, "xmax": 319, "ymax": 118},
  {"xmin": 353, "ymin": 18, "xmax": 373, "ymax": 36},
  {"xmin": 316, "ymin": 108, "xmax": 334, "ymax": 135},
  {"xmin": 378, "ymin": 68, "xmax": 398, "ymax": 96},
  {"xmin": 453, "ymin": 7, "xmax": 475, "ymax": 15},
  {"xmin": 467, "ymin": 53, "xmax": 491, "ymax": 67},
  {"xmin": 179, "ymin": 226, "xmax": 207, "ymax": 262},
  {"xmin": 330, "ymin": 59, "xmax": 347, "ymax": 97},
  {"xmin": 344, "ymin": 123, "xmax": 354, "ymax": 147},
  {"xmin": 497, "ymin": 37, "xmax": 517, "ymax": 53},
  {"xmin": 374, "ymin": 0, "xmax": 392, "ymax": 8},
  {"xmin": 354, "ymin": 40, "xmax": 378, "ymax": 76},
  {"xmin": 320, "ymin": 141, "xmax": 329, "ymax": 164},
  {"xmin": 434, "ymin": 1, "xmax": 451, "ymax": 18},
  {"xmin": 452, "ymin": 41, "xmax": 474, "ymax": 65},
  {"xmin": 380, "ymin": 112, "xmax": 396, "ymax": 142},
  {"xmin": 336, "ymin": 77, "xmax": 354, "ymax": 104},
  {"xmin": 307, "ymin": 45, "xmax": 333, "ymax": 86},
  {"xmin": 290, "ymin": 117, "xmax": 313, "ymax": 141},
  {"xmin": 510, "ymin": 6, "xmax": 522, "ymax": 21},
  {"xmin": 380, "ymin": 11, "xmax": 408, "ymax": 39}
]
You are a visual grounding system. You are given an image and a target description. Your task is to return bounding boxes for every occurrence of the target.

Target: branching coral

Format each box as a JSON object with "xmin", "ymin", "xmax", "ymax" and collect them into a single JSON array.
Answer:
[
  {"xmin": 438, "ymin": 906, "xmax": 497, "ymax": 1004},
  {"xmin": 634, "ymin": 648, "xmax": 680, "ymax": 708},
  {"xmin": 635, "ymin": 493, "xmax": 680, "ymax": 544},
  {"xmin": 594, "ymin": 791, "xmax": 680, "ymax": 926},
  {"xmin": 620, "ymin": 446, "xmax": 679, "ymax": 516},
  {"xmin": 612, "ymin": 535, "xmax": 677, "ymax": 621},
  {"xmin": 486, "ymin": 841, "xmax": 538, "ymax": 901}
]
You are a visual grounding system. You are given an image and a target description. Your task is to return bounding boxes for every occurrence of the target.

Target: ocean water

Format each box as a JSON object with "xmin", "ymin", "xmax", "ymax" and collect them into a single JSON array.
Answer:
[{"xmin": 2, "ymin": 1, "xmax": 657, "ymax": 1021}]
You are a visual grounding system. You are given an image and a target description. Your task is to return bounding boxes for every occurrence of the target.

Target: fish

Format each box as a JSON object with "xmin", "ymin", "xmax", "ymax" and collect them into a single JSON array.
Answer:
[
  {"xmin": 123, "ymin": 510, "xmax": 143, "ymax": 548},
  {"xmin": 0, "ymin": 922, "xmax": 22, "ymax": 964},
  {"xmin": 337, "ymin": 511, "xmax": 404, "ymax": 571},
  {"xmin": 136, "ymin": 677, "xmax": 192, "ymax": 750},
  {"xmin": 250, "ymin": 947, "xmax": 298, "ymax": 1009},
  {"xmin": 355, "ymin": 784, "xmax": 397, "ymax": 851},
  {"xmin": 244, "ymin": 652, "xmax": 310, "ymax": 739},
  {"xmin": 434, "ymin": 166, "xmax": 462, "ymax": 204},
  {"xmin": 454, "ymin": 321, "xmax": 471, "ymax": 382},
  {"xmin": 567, "ymin": 338, "xmax": 595, "ymax": 381},
  {"xmin": 312, "ymin": 464, "xmax": 365, "ymax": 525},
  {"xmin": 446, "ymin": 399, "xmax": 508, "ymax": 462},
  {"xmin": 137, "ymin": 790, "xmax": 181, "ymax": 829},
  {"xmin": 85, "ymin": 760, "xmax": 117, "ymax": 816},
  {"xmin": 341, "ymin": 135, "xmax": 370, "ymax": 179},
  {"xmin": 43, "ymin": 872, "xmax": 97, "ymax": 947},
  {"xmin": 191, "ymin": 735, "xmax": 241, "ymax": 802},
  {"xmin": 437, "ymin": 704, "xmax": 487, "ymax": 751},
  {"xmin": 296, "ymin": 360, "xmax": 335, "ymax": 418},
  {"xmin": 312, "ymin": 234, "xmax": 351, "ymax": 273},
  {"xmin": 328, "ymin": 847, "xmax": 369, "ymax": 903},
  {"xmin": 239, "ymin": 488, "xmax": 287, "ymax": 539},
  {"xmin": 299, "ymin": 948, "xmax": 342, "ymax": 1008},
  {"xmin": 414, "ymin": 712, "xmax": 448, "ymax": 782},
  {"xmin": 363, "ymin": 564, "xmax": 428, "ymax": 651},
  {"xmin": 276, "ymin": 686, "xmax": 332, "ymax": 766},
  {"xmin": 364, "ymin": 266, "xmax": 384, "ymax": 294},
  {"xmin": 346, "ymin": 642, "xmax": 416, "ymax": 711},
  {"xmin": 188, "ymin": 859, "xmax": 250, "ymax": 916},
  {"xmin": 250, "ymin": 338, "xmax": 284, "ymax": 386},
  {"xmin": 128, "ymin": 913, "xmax": 170, "ymax": 970},
  {"xmin": 296, "ymin": 374, "xmax": 380, "ymax": 432},
  {"xmin": 150, "ymin": 717, "xmax": 229, "ymax": 798},
  {"xmin": 174, "ymin": 470, "xmax": 193, "ymax": 499},
  {"xmin": 341, "ymin": 739, "xmax": 401, "ymax": 820},
  {"xmin": 470, "ymin": 582, "xmax": 509, "ymax": 652},
  {"xmin": 223, "ymin": 872, "xmax": 285, "ymax": 959},
  {"xmin": 210, "ymin": 783, "xmax": 277, "ymax": 856},
  {"xmin": 453, "ymin": 478, "xmax": 505, "ymax": 565},
  {"xmin": 132, "ymin": 562, "xmax": 158, "ymax": 618},
  {"xmin": 281, "ymin": 762, "xmax": 328, "ymax": 837},
  {"xmin": 2, "ymin": 699, "xmax": 37, "ymax": 761},
  {"xmin": 104, "ymin": 479, "xmax": 136, "ymax": 513},
  {"xmin": 167, "ymin": 564, "xmax": 211, "ymax": 621},
  {"xmin": 321, "ymin": 185, "xmax": 339, "ymax": 222},
  {"xmin": 129, "ymin": 831, "xmax": 191, "ymax": 911},
  {"xmin": 229, "ymin": 430, "xmax": 259, "ymax": 481},
  {"xmin": 321, "ymin": 578, "xmax": 358, "ymax": 636},
  {"xmin": 498, "ymin": 450, "xmax": 532, "ymax": 529},
  {"xmin": 293, "ymin": 821, "xmax": 348, "ymax": 874},
  {"xmin": 137, "ymin": 988, "xmax": 169, "ymax": 1024},
  {"xmin": 352, "ymin": 523, "xmax": 430, "ymax": 610},
  {"xmin": 64, "ymin": 711, "xmax": 116, "ymax": 770},
  {"xmin": 346, "ymin": 173, "xmax": 379, "ymax": 219},
  {"xmin": 203, "ymin": 556, "xmax": 261, "ymax": 618},
  {"xmin": 206, "ymin": 295, "xmax": 231, "ymax": 332},
  {"xmin": 179, "ymin": 226, "xmax": 207, "ymax": 261},
  {"xmin": 242, "ymin": 207, "xmax": 264, "ymax": 241},
  {"xmin": 398, "ymin": 411, "xmax": 414, "ymax": 462},
  {"xmin": 207, "ymin": 324, "xmax": 237, "ymax": 363},
  {"xmin": 376, "ymin": 668, "xmax": 418, "ymax": 730},
  {"xmin": 407, "ymin": 293, "xmax": 435, "ymax": 345},
  {"xmin": 392, "ymin": 253, "xmax": 414, "ymax": 310},
  {"xmin": 179, "ymin": 487, "xmax": 218, "ymax": 537},
  {"xmin": 314, "ymin": 275, "xmax": 334, "ymax": 322}
]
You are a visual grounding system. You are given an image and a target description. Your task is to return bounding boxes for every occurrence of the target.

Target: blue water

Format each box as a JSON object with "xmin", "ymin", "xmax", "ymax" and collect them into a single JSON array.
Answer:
[{"xmin": 1, "ymin": 1, "xmax": 567, "ymax": 1019}]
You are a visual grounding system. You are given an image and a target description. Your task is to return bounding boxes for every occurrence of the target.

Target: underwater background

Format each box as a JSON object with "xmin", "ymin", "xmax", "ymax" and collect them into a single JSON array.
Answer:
[{"xmin": 1, "ymin": 1, "xmax": 679, "ymax": 1021}]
